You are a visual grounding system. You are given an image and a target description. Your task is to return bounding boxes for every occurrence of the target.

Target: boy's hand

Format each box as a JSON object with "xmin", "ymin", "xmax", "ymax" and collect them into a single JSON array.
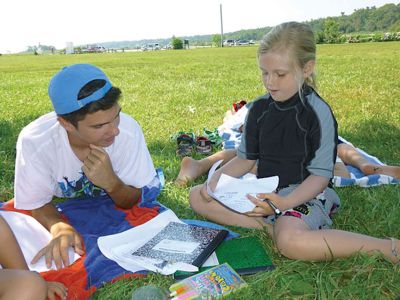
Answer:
[
  {"xmin": 82, "ymin": 144, "xmax": 118, "ymax": 191},
  {"xmin": 31, "ymin": 222, "xmax": 84, "ymax": 270}
]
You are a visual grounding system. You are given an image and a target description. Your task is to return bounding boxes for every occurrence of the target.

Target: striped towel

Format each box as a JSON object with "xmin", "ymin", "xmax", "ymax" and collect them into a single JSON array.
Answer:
[
  {"xmin": 0, "ymin": 169, "xmax": 238, "ymax": 299},
  {"xmin": 0, "ymin": 170, "xmax": 166, "ymax": 300},
  {"xmin": 217, "ymin": 105, "xmax": 249, "ymax": 150},
  {"xmin": 333, "ymin": 137, "xmax": 399, "ymax": 187}
]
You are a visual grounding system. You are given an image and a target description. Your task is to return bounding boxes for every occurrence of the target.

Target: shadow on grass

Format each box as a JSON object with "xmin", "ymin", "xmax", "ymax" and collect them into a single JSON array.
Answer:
[
  {"xmin": 340, "ymin": 119, "xmax": 400, "ymax": 161},
  {"xmin": 0, "ymin": 114, "xmax": 43, "ymax": 152},
  {"xmin": 0, "ymin": 115, "xmax": 43, "ymax": 201}
]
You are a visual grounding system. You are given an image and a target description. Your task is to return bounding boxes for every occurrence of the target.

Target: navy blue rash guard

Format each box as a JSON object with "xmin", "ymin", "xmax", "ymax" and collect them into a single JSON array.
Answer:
[{"xmin": 237, "ymin": 86, "xmax": 338, "ymax": 188}]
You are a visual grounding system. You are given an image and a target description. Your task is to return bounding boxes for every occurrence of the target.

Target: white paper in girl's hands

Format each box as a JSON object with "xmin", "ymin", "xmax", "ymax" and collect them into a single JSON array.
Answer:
[{"xmin": 207, "ymin": 160, "xmax": 279, "ymax": 214}]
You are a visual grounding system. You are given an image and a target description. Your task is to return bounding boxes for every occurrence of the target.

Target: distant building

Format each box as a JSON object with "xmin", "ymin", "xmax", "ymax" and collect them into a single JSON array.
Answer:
[{"xmin": 66, "ymin": 42, "xmax": 74, "ymax": 54}]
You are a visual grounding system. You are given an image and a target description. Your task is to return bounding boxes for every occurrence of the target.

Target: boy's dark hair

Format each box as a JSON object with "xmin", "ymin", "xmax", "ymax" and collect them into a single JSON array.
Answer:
[{"xmin": 59, "ymin": 79, "xmax": 121, "ymax": 127}]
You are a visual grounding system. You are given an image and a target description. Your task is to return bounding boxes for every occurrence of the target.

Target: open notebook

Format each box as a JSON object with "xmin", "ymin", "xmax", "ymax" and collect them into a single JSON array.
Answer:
[{"xmin": 131, "ymin": 222, "xmax": 228, "ymax": 268}]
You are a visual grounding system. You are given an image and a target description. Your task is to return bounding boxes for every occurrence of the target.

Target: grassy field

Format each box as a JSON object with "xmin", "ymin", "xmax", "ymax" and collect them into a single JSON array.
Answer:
[{"xmin": 0, "ymin": 42, "xmax": 399, "ymax": 299}]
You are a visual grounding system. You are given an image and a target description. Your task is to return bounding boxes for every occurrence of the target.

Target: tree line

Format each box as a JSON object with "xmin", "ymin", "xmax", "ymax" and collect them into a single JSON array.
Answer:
[
  {"xmin": 23, "ymin": 2, "xmax": 400, "ymax": 53},
  {"xmin": 221, "ymin": 3, "xmax": 400, "ymax": 44}
]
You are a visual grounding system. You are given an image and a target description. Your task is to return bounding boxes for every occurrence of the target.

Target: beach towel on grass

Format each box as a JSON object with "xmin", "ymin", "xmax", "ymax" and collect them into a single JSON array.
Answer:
[
  {"xmin": 0, "ymin": 169, "xmax": 238, "ymax": 299},
  {"xmin": 218, "ymin": 106, "xmax": 399, "ymax": 188},
  {"xmin": 0, "ymin": 170, "xmax": 166, "ymax": 300}
]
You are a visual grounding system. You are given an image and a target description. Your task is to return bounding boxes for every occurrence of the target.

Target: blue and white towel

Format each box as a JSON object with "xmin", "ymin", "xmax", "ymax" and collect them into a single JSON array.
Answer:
[
  {"xmin": 332, "ymin": 137, "xmax": 399, "ymax": 187},
  {"xmin": 217, "ymin": 105, "xmax": 248, "ymax": 150},
  {"xmin": 217, "ymin": 106, "xmax": 399, "ymax": 188}
]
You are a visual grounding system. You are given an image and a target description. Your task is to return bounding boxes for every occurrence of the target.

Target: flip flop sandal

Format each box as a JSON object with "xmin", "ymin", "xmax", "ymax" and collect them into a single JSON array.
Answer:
[
  {"xmin": 171, "ymin": 131, "xmax": 196, "ymax": 142},
  {"xmin": 176, "ymin": 133, "xmax": 195, "ymax": 157},
  {"xmin": 176, "ymin": 143, "xmax": 193, "ymax": 156},
  {"xmin": 203, "ymin": 128, "xmax": 223, "ymax": 148},
  {"xmin": 232, "ymin": 100, "xmax": 247, "ymax": 112},
  {"xmin": 196, "ymin": 136, "xmax": 212, "ymax": 155}
]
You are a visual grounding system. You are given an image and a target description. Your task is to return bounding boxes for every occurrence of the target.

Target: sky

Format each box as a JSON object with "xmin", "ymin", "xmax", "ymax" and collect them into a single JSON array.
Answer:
[{"xmin": 0, "ymin": 0, "xmax": 397, "ymax": 53}]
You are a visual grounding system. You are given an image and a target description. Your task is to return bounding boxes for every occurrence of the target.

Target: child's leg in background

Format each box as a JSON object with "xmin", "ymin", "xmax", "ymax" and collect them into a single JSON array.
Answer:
[
  {"xmin": 0, "ymin": 269, "xmax": 47, "ymax": 300},
  {"xmin": 0, "ymin": 215, "xmax": 47, "ymax": 300},
  {"xmin": 337, "ymin": 143, "xmax": 400, "ymax": 179}
]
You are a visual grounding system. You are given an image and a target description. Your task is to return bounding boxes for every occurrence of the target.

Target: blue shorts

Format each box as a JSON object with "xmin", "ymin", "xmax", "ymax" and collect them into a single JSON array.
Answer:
[{"xmin": 264, "ymin": 185, "xmax": 341, "ymax": 230}]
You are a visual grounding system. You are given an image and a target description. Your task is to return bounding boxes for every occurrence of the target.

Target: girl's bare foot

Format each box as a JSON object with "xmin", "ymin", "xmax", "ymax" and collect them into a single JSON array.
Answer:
[
  {"xmin": 360, "ymin": 164, "xmax": 400, "ymax": 179},
  {"xmin": 175, "ymin": 157, "xmax": 205, "ymax": 187}
]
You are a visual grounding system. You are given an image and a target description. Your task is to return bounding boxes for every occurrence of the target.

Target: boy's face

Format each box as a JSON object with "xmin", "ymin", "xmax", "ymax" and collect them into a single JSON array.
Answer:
[
  {"xmin": 62, "ymin": 103, "xmax": 121, "ymax": 148},
  {"xmin": 258, "ymin": 51, "xmax": 301, "ymax": 102}
]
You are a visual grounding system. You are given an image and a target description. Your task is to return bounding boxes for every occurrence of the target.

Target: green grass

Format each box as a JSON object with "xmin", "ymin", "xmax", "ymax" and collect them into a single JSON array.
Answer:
[{"xmin": 0, "ymin": 42, "xmax": 399, "ymax": 299}]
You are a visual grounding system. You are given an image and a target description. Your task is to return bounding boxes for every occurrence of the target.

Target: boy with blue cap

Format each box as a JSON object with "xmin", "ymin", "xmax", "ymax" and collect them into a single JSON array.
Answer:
[{"xmin": 13, "ymin": 64, "xmax": 156, "ymax": 269}]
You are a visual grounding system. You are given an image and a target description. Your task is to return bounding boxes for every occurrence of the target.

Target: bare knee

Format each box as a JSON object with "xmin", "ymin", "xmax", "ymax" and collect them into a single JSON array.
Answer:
[
  {"xmin": 0, "ymin": 270, "xmax": 47, "ymax": 300},
  {"xmin": 23, "ymin": 272, "xmax": 47, "ymax": 298},
  {"xmin": 189, "ymin": 185, "xmax": 208, "ymax": 214},
  {"xmin": 275, "ymin": 227, "xmax": 308, "ymax": 260}
]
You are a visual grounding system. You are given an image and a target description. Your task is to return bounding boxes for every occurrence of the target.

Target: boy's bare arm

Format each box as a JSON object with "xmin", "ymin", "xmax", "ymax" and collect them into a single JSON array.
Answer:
[{"xmin": 105, "ymin": 178, "xmax": 142, "ymax": 209}]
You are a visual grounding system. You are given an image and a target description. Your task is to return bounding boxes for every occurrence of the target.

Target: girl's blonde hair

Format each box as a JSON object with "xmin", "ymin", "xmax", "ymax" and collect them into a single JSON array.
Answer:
[{"xmin": 257, "ymin": 22, "xmax": 317, "ymax": 92}]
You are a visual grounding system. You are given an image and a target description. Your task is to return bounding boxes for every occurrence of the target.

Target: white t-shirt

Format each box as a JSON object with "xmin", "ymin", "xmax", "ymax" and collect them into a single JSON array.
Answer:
[{"xmin": 14, "ymin": 112, "xmax": 156, "ymax": 210}]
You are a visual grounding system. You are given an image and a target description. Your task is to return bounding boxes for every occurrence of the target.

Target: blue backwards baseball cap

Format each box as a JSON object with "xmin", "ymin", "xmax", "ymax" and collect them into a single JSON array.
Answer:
[{"xmin": 48, "ymin": 63, "xmax": 112, "ymax": 114}]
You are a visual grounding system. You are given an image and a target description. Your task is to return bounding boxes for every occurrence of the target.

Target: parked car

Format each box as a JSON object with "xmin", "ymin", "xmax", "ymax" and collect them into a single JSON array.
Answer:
[
  {"xmin": 83, "ymin": 45, "xmax": 106, "ymax": 53},
  {"xmin": 142, "ymin": 44, "xmax": 161, "ymax": 51},
  {"xmin": 235, "ymin": 40, "xmax": 250, "ymax": 46},
  {"xmin": 223, "ymin": 39, "xmax": 235, "ymax": 46}
]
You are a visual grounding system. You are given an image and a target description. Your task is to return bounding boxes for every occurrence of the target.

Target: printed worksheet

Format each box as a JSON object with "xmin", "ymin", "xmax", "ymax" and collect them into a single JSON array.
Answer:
[{"xmin": 207, "ymin": 160, "xmax": 279, "ymax": 213}]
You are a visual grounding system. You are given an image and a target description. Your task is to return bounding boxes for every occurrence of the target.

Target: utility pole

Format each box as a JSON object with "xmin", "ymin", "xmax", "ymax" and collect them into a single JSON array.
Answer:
[{"xmin": 220, "ymin": 4, "xmax": 224, "ymax": 47}]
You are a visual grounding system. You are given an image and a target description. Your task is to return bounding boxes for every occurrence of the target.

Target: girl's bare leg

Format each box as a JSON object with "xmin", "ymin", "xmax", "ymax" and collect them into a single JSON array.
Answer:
[
  {"xmin": 175, "ymin": 149, "xmax": 237, "ymax": 186},
  {"xmin": 189, "ymin": 184, "xmax": 273, "ymax": 234},
  {"xmin": 273, "ymin": 216, "xmax": 399, "ymax": 263}
]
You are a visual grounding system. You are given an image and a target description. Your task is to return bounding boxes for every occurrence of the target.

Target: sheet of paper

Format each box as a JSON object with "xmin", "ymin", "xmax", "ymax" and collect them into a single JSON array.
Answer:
[
  {"xmin": 201, "ymin": 252, "xmax": 219, "ymax": 267},
  {"xmin": 98, "ymin": 209, "xmax": 217, "ymax": 275},
  {"xmin": 207, "ymin": 160, "xmax": 279, "ymax": 214}
]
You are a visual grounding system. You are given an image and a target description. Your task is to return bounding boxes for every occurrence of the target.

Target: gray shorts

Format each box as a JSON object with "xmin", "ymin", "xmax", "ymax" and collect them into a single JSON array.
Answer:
[{"xmin": 264, "ymin": 185, "xmax": 341, "ymax": 230}]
